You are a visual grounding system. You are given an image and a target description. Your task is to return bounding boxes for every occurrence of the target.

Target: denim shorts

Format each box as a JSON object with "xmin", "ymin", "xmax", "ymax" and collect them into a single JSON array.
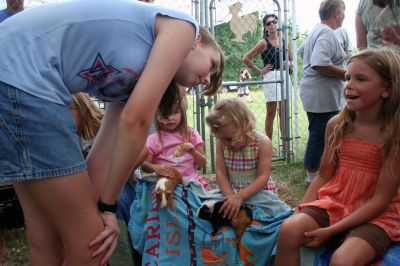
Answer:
[
  {"xmin": 0, "ymin": 81, "xmax": 86, "ymax": 183},
  {"xmin": 303, "ymin": 111, "xmax": 337, "ymax": 170}
]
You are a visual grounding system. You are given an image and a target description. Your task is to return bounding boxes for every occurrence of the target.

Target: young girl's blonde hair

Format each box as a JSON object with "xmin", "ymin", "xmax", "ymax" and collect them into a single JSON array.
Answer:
[
  {"xmin": 205, "ymin": 98, "xmax": 256, "ymax": 145},
  {"xmin": 70, "ymin": 93, "xmax": 103, "ymax": 140},
  {"xmin": 329, "ymin": 47, "xmax": 400, "ymax": 161},
  {"xmin": 155, "ymin": 86, "xmax": 190, "ymax": 142}
]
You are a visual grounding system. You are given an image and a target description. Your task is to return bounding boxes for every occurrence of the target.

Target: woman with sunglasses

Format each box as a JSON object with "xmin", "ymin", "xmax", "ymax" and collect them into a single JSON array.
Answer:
[{"xmin": 243, "ymin": 14, "xmax": 293, "ymax": 154}]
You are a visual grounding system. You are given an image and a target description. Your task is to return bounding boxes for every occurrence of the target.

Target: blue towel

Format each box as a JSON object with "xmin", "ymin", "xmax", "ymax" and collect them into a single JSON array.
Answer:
[
  {"xmin": 128, "ymin": 177, "xmax": 293, "ymax": 266},
  {"xmin": 312, "ymin": 240, "xmax": 400, "ymax": 266}
]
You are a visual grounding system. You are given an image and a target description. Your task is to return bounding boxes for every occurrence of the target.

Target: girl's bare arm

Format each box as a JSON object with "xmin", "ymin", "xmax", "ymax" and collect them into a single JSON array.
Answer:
[
  {"xmin": 355, "ymin": 14, "xmax": 367, "ymax": 50},
  {"xmin": 101, "ymin": 16, "xmax": 196, "ymax": 204},
  {"xmin": 242, "ymin": 39, "xmax": 267, "ymax": 75},
  {"xmin": 90, "ymin": 17, "xmax": 197, "ymax": 262},
  {"xmin": 190, "ymin": 144, "xmax": 207, "ymax": 168},
  {"xmin": 215, "ymin": 140, "xmax": 234, "ymax": 197}
]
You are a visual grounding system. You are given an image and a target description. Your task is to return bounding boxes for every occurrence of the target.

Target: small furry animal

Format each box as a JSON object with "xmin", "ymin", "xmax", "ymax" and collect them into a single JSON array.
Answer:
[
  {"xmin": 197, "ymin": 200, "xmax": 252, "ymax": 240},
  {"xmin": 155, "ymin": 168, "xmax": 183, "ymax": 208}
]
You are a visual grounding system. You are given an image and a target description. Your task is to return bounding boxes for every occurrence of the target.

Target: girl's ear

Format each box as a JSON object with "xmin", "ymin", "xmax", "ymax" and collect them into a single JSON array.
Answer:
[
  {"xmin": 382, "ymin": 90, "xmax": 390, "ymax": 98},
  {"xmin": 195, "ymin": 33, "xmax": 202, "ymax": 46}
]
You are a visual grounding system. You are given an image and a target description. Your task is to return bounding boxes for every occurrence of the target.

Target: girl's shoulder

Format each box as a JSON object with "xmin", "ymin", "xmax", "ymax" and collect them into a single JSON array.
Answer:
[
  {"xmin": 251, "ymin": 132, "xmax": 270, "ymax": 146},
  {"xmin": 188, "ymin": 127, "xmax": 204, "ymax": 143},
  {"xmin": 327, "ymin": 115, "xmax": 340, "ymax": 129}
]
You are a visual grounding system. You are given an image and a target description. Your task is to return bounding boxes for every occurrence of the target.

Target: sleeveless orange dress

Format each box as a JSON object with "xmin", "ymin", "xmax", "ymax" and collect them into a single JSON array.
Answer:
[{"xmin": 299, "ymin": 138, "xmax": 400, "ymax": 241}]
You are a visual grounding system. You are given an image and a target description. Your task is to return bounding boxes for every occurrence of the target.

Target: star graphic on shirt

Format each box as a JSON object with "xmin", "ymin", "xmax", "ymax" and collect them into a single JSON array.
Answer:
[{"xmin": 78, "ymin": 52, "xmax": 120, "ymax": 85}]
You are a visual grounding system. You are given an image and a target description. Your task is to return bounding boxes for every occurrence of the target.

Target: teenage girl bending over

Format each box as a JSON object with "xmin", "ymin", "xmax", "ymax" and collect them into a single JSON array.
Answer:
[
  {"xmin": 141, "ymin": 88, "xmax": 208, "ymax": 189},
  {"xmin": 205, "ymin": 98, "xmax": 291, "ymax": 220},
  {"xmin": 276, "ymin": 47, "xmax": 400, "ymax": 266}
]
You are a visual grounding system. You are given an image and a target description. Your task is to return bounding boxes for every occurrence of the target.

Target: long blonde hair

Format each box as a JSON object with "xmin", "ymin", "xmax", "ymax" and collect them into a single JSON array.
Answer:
[
  {"xmin": 205, "ymin": 98, "xmax": 256, "ymax": 145},
  {"xmin": 329, "ymin": 48, "xmax": 400, "ymax": 161},
  {"xmin": 70, "ymin": 93, "xmax": 103, "ymax": 140}
]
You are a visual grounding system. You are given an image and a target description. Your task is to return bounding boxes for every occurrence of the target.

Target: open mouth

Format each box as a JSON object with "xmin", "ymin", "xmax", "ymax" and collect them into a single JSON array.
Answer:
[{"xmin": 346, "ymin": 95, "xmax": 359, "ymax": 100}]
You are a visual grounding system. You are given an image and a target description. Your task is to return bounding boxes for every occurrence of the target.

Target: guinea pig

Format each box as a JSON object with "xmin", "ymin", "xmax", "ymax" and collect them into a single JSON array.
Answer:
[
  {"xmin": 197, "ymin": 200, "xmax": 252, "ymax": 241},
  {"xmin": 154, "ymin": 168, "xmax": 183, "ymax": 208}
]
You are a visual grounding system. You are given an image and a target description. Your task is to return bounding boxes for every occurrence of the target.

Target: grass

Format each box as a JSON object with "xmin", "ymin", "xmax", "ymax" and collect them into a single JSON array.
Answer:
[
  {"xmin": 0, "ymin": 161, "xmax": 307, "ymax": 264},
  {"xmin": 0, "ymin": 227, "xmax": 29, "ymax": 266},
  {"xmin": 271, "ymin": 161, "xmax": 307, "ymax": 208}
]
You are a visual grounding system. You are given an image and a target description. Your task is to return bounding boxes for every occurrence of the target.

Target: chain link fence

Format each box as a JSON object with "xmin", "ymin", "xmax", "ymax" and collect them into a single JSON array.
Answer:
[{"xmin": 0, "ymin": 0, "xmax": 309, "ymax": 174}]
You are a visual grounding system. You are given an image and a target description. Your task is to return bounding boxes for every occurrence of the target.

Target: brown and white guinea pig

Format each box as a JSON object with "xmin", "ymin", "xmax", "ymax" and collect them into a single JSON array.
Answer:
[
  {"xmin": 197, "ymin": 200, "xmax": 252, "ymax": 240},
  {"xmin": 155, "ymin": 168, "xmax": 183, "ymax": 208}
]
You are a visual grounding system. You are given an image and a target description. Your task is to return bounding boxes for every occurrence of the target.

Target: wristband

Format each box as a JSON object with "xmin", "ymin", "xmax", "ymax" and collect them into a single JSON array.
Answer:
[{"xmin": 97, "ymin": 199, "xmax": 118, "ymax": 213}]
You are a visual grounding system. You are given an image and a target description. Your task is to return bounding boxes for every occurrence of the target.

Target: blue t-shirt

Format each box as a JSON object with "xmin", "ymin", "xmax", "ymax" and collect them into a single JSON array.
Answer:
[
  {"xmin": 0, "ymin": 9, "xmax": 12, "ymax": 22},
  {"xmin": 0, "ymin": 0, "xmax": 199, "ymax": 105}
]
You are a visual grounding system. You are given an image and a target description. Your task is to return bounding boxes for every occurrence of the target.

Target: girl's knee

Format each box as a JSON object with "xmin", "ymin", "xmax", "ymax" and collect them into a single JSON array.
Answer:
[
  {"xmin": 278, "ymin": 217, "xmax": 305, "ymax": 242},
  {"xmin": 330, "ymin": 251, "xmax": 358, "ymax": 266}
]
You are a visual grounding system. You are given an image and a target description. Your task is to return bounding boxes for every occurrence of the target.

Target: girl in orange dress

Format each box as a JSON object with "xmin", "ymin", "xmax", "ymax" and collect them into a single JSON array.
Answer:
[{"xmin": 275, "ymin": 47, "xmax": 400, "ymax": 266}]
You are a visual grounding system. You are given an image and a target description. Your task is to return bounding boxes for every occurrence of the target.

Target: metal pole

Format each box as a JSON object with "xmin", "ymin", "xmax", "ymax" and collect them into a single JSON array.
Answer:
[
  {"xmin": 291, "ymin": 0, "xmax": 299, "ymax": 161},
  {"xmin": 282, "ymin": 0, "xmax": 292, "ymax": 162},
  {"xmin": 208, "ymin": 0, "xmax": 216, "ymax": 173}
]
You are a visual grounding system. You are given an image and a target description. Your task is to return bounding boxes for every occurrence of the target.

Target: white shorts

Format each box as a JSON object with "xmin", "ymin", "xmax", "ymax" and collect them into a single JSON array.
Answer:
[
  {"xmin": 238, "ymin": 85, "xmax": 249, "ymax": 95},
  {"xmin": 263, "ymin": 70, "xmax": 292, "ymax": 102}
]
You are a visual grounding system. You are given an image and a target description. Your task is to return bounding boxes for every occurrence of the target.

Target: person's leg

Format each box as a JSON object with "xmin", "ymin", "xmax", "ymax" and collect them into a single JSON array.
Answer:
[
  {"xmin": 14, "ymin": 171, "xmax": 105, "ymax": 266},
  {"xmin": 303, "ymin": 112, "xmax": 337, "ymax": 184},
  {"xmin": 265, "ymin": 101, "xmax": 277, "ymax": 140},
  {"xmin": 277, "ymin": 100, "xmax": 288, "ymax": 152},
  {"xmin": 244, "ymin": 86, "xmax": 252, "ymax": 102},
  {"xmin": 275, "ymin": 211, "xmax": 321, "ymax": 266},
  {"xmin": 13, "ymin": 183, "xmax": 64, "ymax": 265},
  {"xmin": 237, "ymin": 87, "xmax": 244, "ymax": 98},
  {"xmin": 330, "ymin": 237, "xmax": 375, "ymax": 266},
  {"xmin": 0, "ymin": 84, "xmax": 106, "ymax": 265},
  {"xmin": 330, "ymin": 223, "xmax": 392, "ymax": 266},
  {"xmin": 276, "ymin": 207, "xmax": 329, "ymax": 265}
]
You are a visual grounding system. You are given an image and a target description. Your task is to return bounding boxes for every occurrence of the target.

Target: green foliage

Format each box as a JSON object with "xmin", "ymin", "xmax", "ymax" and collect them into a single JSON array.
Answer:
[{"xmin": 214, "ymin": 13, "xmax": 264, "ymax": 81}]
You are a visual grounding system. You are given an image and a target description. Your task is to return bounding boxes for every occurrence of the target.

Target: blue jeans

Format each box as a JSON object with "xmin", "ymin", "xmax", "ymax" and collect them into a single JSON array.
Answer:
[
  {"xmin": 0, "ymin": 81, "xmax": 85, "ymax": 183},
  {"xmin": 303, "ymin": 111, "xmax": 338, "ymax": 170}
]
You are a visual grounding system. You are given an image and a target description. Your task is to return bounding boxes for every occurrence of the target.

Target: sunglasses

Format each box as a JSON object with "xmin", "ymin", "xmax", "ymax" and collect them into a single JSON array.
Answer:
[{"xmin": 266, "ymin": 20, "xmax": 278, "ymax": 26}]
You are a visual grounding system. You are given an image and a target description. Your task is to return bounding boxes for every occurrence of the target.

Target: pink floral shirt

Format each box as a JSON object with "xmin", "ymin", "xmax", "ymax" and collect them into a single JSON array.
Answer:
[{"xmin": 146, "ymin": 128, "xmax": 204, "ymax": 180}]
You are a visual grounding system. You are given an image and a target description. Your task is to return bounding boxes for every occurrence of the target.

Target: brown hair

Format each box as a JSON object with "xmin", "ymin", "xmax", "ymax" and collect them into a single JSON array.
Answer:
[
  {"xmin": 199, "ymin": 26, "xmax": 225, "ymax": 96},
  {"xmin": 70, "ymin": 93, "xmax": 103, "ymax": 140},
  {"xmin": 262, "ymin": 14, "xmax": 278, "ymax": 38},
  {"xmin": 155, "ymin": 86, "xmax": 190, "ymax": 143}
]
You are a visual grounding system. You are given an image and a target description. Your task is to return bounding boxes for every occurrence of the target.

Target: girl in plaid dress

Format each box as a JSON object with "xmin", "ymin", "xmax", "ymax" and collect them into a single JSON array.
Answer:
[{"xmin": 206, "ymin": 98, "xmax": 286, "ymax": 219}]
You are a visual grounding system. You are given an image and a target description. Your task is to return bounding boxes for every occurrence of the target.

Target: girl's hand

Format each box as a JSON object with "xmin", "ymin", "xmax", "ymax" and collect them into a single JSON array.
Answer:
[
  {"xmin": 89, "ymin": 212, "xmax": 120, "ymax": 265},
  {"xmin": 179, "ymin": 143, "xmax": 195, "ymax": 154},
  {"xmin": 220, "ymin": 193, "xmax": 243, "ymax": 219},
  {"xmin": 259, "ymin": 64, "xmax": 273, "ymax": 75},
  {"xmin": 154, "ymin": 165, "xmax": 176, "ymax": 178},
  {"xmin": 303, "ymin": 227, "xmax": 332, "ymax": 248}
]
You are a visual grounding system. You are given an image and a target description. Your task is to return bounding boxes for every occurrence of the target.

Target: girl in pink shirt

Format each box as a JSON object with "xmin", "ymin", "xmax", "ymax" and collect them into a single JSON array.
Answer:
[{"xmin": 142, "ymin": 88, "xmax": 208, "ymax": 190}]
